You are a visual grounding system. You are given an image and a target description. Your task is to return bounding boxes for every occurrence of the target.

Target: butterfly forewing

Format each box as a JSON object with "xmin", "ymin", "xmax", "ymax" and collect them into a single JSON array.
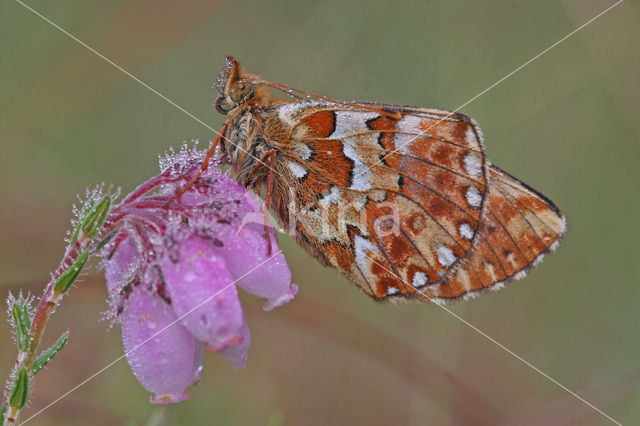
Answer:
[{"xmin": 269, "ymin": 101, "xmax": 490, "ymax": 299}]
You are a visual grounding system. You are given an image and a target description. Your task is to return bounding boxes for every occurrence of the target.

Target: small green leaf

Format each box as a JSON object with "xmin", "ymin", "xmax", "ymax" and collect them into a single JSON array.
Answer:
[
  {"xmin": 11, "ymin": 301, "xmax": 31, "ymax": 352},
  {"xmin": 92, "ymin": 231, "xmax": 116, "ymax": 254},
  {"xmin": 71, "ymin": 200, "xmax": 95, "ymax": 244},
  {"xmin": 81, "ymin": 197, "xmax": 111, "ymax": 239},
  {"xmin": 20, "ymin": 301, "xmax": 31, "ymax": 331},
  {"xmin": 0, "ymin": 404, "xmax": 6, "ymax": 424},
  {"xmin": 53, "ymin": 252, "xmax": 88, "ymax": 294},
  {"xmin": 32, "ymin": 331, "xmax": 69, "ymax": 376},
  {"xmin": 9, "ymin": 369, "xmax": 28, "ymax": 409}
]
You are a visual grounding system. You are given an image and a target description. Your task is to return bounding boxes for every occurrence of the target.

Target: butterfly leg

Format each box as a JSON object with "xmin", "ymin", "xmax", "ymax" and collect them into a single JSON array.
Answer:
[
  {"xmin": 246, "ymin": 148, "xmax": 278, "ymax": 255},
  {"xmin": 169, "ymin": 122, "xmax": 228, "ymax": 203},
  {"xmin": 263, "ymin": 150, "xmax": 278, "ymax": 256}
]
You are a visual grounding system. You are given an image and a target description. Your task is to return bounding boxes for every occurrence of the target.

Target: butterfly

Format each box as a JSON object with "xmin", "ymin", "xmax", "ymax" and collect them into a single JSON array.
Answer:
[{"xmin": 190, "ymin": 56, "xmax": 565, "ymax": 303}]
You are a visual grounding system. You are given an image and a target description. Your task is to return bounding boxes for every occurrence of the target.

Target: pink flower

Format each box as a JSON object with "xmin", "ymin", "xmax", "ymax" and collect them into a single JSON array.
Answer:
[
  {"xmin": 161, "ymin": 235, "xmax": 247, "ymax": 353},
  {"xmin": 120, "ymin": 288, "xmax": 201, "ymax": 404},
  {"xmin": 102, "ymin": 146, "xmax": 297, "ymax": 403}
]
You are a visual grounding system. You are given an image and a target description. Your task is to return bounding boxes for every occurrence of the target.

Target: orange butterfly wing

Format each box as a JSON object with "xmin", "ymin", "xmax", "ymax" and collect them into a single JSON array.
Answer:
[
  {"xmin": 269, "ymin": 101, "xmax": 501, "ymax": 300},
  {"xmin": 419, "ymin": 166, "xmax": 565, "ymax": 302},
  {"xmin": 212, "ymin": 56, "xmax": 565, "ymax": 303}
]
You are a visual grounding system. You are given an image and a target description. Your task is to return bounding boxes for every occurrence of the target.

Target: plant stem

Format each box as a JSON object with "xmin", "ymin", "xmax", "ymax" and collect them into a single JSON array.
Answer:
[
  {"xmin": 2, "ymin": 241, "xmax": 82, "ymax": 426},
  {"xmin": 2, "ymin": 219, "xmax": 120, "ymax": 425}
]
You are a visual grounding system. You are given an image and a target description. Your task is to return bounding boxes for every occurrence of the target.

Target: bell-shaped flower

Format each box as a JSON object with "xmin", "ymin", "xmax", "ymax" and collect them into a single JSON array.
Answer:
[
  {"xmin": 101, "ymin": 145, "xmax": 297, "ymax": 403},
  {"xmin": 120, "ymin": 287, "xmax": 203, "ymax": 403},
  {"xmin": 161, "ymin": 236, "xmax": 248, "ymax": 352}
]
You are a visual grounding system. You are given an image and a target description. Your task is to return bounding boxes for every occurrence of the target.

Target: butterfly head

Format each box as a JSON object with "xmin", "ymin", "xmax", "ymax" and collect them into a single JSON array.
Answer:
[{"xmin": 215, "ymin": 56, "xmax": 260, "ymax": 115}]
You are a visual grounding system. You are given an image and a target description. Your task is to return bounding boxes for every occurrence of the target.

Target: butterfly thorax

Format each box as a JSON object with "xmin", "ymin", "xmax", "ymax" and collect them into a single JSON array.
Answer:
[
  {"xmin": 219, "ymin": 108, "xmax": 268, "ymax": 188},
  {"xmin": 214, "ymin": 56, "xmax": 278, "ymax": 189}
]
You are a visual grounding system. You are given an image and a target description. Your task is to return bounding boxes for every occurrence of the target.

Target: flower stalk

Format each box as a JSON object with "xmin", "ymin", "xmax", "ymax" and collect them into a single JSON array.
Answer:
[{"xmin": 3, "ymin": 191, "xmax": 115, "ymax": 425}]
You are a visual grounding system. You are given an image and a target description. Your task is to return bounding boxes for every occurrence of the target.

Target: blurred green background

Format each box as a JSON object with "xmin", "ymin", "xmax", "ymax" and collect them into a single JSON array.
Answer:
[{"xmin": 1, "ymin": 0, "xmax": 639, "ymax": 424}]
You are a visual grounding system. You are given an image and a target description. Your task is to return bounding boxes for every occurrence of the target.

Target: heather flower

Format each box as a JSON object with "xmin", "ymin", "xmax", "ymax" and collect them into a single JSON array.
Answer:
[
  {"xmin": 101, "ymin": 145, "xmax": 297, "ymax": 403},
  {"xmin": 120, "ymin": 287, "xmax": 201, "ymax": 404}
]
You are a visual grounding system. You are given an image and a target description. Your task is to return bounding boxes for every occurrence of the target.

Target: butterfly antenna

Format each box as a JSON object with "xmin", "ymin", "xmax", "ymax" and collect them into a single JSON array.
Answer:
[{"xmin": 252, "ymin": 80, "xmax": 401, "ymax": 120}]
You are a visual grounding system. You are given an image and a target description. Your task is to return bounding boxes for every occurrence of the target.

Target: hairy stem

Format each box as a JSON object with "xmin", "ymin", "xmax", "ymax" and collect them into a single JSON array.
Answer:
[
  {"xmin": 2, "ymin": 244, "xmax": 79, "ymax": 425},
  {"xmin": 2, "ymin": 216, "xmax": 118, "ymax": 425}
]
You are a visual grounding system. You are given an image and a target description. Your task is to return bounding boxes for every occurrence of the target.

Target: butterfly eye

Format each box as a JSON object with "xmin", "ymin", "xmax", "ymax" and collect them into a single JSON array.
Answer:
[
  {"xmin": 215, "ymin": 96, "xmax": 230, "ymax": 115},
  {"xmin": 230, "ymin": 80, "xmax": 254, "ymax": 103}
]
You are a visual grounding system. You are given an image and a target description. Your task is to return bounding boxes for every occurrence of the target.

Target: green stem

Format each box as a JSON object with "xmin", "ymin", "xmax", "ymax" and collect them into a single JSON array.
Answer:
[{"xmin": 2, "ymin": 208, "xmax": 117, "ymax": 426}]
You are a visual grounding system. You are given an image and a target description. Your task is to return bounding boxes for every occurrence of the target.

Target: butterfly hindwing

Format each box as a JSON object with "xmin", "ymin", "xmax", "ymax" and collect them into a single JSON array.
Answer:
[
  {"xmin": 269, "ymin": 101, "xmax": 490, "ymax": 300},
  {"xmin": 418, "ymin": 166, "xmax": 566, "ymax": 303}
]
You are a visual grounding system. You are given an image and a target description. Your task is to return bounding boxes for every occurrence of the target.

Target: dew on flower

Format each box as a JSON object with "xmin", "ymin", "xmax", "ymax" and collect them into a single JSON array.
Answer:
[{"xmin": 97, "ymin": 143, "xmax": 297, "ymax": 403}]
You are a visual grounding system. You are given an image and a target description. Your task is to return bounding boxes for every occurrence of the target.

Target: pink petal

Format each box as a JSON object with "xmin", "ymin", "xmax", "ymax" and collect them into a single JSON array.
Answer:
[
  {"xmin": 104, "ymin": 237, "xmax": 139, "ymax": 295},
  {"xmin": 161, "ymin": 236, "xmax": 245, "ymax": 350},
  {"xmin": 216, "ymin": 223, "xmax": 297, "ymax": 311},
  {"xmin": 190, "ymin": 340, "xmax": 204, "ymax": 386},
  {"xmin": 120, "ymin": 287, "xmax": 200, "ymax": 404},
  {"xmin": 219, "ymin": 313, "xmax": 251, "ymax": 370}
]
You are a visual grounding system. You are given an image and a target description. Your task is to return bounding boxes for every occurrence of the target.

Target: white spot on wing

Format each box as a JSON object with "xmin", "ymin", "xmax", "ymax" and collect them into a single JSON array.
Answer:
[
  {"xmin": 330, "ymin": 111, "xmax": 379, "ymax": 139},
  {"xmin": 319, "ymin": 186, "xmax": 341, "ymax": 207},
  {"xmin": 295, "ymin": 144, "xmax": 312, "ymax": 160},
  {"xmin": 354, "ymin": 235, "xmax": 378, "ymax": 275},
  {"xmin": 343, "ymin": 143, "xmax": 371, "ymax": 191},
  {"xmin": 277, "ymin": 102, "xmax": 324, "ymax": 127},
  {"xmin": 437, "ymin": 246, "xmax": 456, "ymax": 268},
  {"xmin": 386, "ymin": 287, "xmax": 399, "ymax": 296},
  {"xmin": 394, "ymin": 116, "xmax": 423, "ymax": 155},
  {"xmin": 412, "ymin": 272, "xmax": 428, "ymax": 289},
  {"xmin": 369, "ymin": 190, "xmax": 386, "ymax": 202},
  {"xmin": 465, "ymin": 125, "xmax": 482, "ymax": 150},
  {"xmin": 466, "ymin": 187, "xmax": 482, "ymax": 208},
  {"xmin": 513, "ymin": 270, "xmax": 528, "ymax": 281},
  {"xmin": 490, "ymin": 282, "xmax": 505, "ymax": 292},
  {"xmin": 459, "ymin": 223, "xmax": 474, "ymax": 240},
  {"xmin": 463, "ymin": 291, "xmax": 480, "ymax": 301},
  {"xmin": 288, "ymin": 161, "xmax": 307, "ymax": 179},
  {"xmin": 463, "ymin": 154, "xmax": 482, "ymax": 178}
]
